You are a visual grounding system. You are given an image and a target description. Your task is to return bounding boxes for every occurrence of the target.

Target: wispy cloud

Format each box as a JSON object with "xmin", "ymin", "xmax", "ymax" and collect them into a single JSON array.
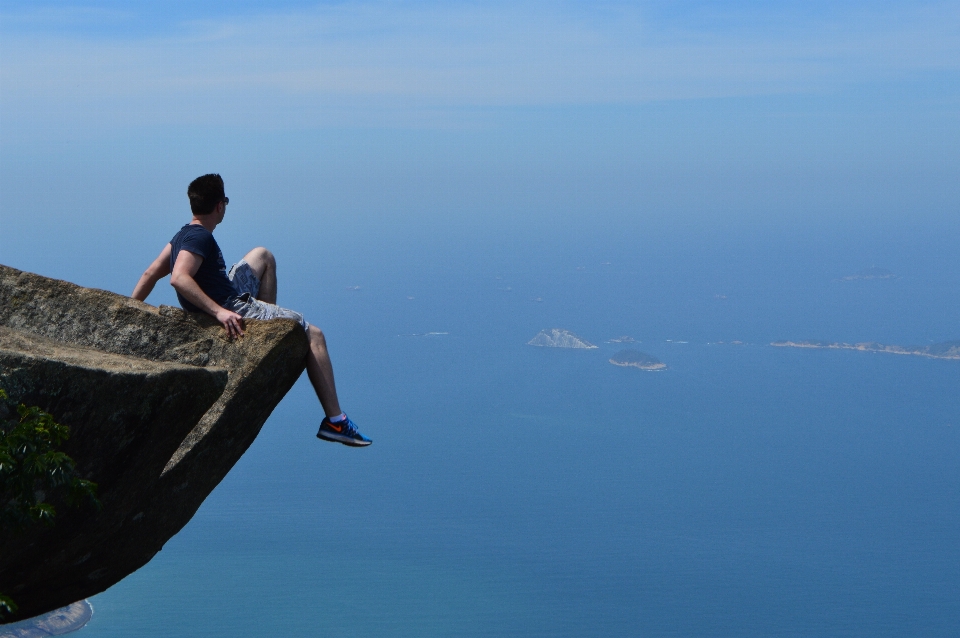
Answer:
[{"xmin": 1, "ymin": 1, "xmax": 958, "ymax": 130}]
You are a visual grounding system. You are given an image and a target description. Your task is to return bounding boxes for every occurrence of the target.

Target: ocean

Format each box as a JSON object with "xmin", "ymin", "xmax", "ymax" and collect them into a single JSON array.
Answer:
[{"xmin": 37, "ymin": 225, "xmax": 960, "ymax": 636}]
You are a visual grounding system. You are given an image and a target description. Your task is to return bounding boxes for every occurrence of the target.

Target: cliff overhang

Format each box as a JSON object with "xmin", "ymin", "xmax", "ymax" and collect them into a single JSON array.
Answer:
[{"xmin": 0, "ymin": 264, "xmax": 309, "ymax": 621}]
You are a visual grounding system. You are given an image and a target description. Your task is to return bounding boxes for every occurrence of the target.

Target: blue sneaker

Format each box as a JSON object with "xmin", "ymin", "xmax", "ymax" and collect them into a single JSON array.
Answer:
[{"xmin": 316, "ymin": 414, "xmax": 372, "ymax": 447}]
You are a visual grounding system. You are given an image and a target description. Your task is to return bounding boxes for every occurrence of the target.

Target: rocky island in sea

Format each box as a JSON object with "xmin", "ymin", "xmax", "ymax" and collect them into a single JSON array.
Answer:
[
  {"xmin": 841, "ymin": 267, "xmax": 898, "ymax": 281},
  {"xmin": 771, "ymin": 340, "xmax": 960, "ymax": 360},
  {"xmin": 527, "ymin": 329, "xmax": 597, "ymax": 349},
  {"xmin": 609, "ymin": 349, "xmax": 666, "ymax": 371}
]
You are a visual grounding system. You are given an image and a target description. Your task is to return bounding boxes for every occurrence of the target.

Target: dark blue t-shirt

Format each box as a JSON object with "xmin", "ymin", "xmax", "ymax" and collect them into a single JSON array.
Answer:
[{"xmin": 169, "ymin": 224, "xmax": 238, "ymax": 313}]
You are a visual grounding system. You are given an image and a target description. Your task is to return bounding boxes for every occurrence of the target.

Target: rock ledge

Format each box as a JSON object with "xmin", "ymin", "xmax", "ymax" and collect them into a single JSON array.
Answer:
[{"xmin": 0, "ymin": 264, "xmax": 309, "ymax": 621}]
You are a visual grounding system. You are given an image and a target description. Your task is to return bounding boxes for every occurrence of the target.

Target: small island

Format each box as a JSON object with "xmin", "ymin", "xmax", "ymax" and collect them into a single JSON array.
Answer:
[
  {"xmin": 841, "ymin": 267, "xmax": 898, "ymax": 281},
  {"xmin": 609, "ymin": 349, "xmax": 666, "ymax": 371},
  {"xmin": 771, "ymin": 340, "xmax": 960, "ymax": 360},
  {"xmin": 527, "ymin": 329, "xmax": 597, "ymax": 349}
]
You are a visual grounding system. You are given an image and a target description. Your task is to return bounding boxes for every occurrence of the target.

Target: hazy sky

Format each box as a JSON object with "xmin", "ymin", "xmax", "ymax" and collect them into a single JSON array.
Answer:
[{"xmin": 1, "ymin": 1, "xmax": 959, "ymax": 288}]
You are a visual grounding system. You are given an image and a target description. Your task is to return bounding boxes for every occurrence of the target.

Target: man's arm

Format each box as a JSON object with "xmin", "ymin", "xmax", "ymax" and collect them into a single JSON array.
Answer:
[
  {"xmin": 132, "ymin": 244, "xmax": 173, "ymax": 301},
  {"xmin": 170, "ymin": 250, "xmax": 246, "ymax": 338}
]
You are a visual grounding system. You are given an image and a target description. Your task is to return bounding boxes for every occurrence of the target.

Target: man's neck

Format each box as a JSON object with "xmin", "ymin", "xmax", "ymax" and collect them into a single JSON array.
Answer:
[{"xmin": 190, "ymin": 215, "xmax": 218, "ymax": 232}]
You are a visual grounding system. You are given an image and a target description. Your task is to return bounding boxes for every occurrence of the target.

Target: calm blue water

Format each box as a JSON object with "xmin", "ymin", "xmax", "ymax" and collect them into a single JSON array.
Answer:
[{"xmin": 66, "ymin": 228, "xmax": 960, "ymax": 636}]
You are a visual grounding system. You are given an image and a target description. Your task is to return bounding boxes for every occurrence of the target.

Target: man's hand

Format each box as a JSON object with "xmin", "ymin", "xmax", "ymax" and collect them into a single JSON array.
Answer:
[{"xmin": 215, "ymin": 307, "xmax": 245, "ymax": 339}]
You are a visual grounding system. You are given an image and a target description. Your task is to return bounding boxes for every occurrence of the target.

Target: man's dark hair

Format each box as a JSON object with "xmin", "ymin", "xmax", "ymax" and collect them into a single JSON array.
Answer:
[{"xmin": 187, "ymin": 174, "xmax": 226, "ymax": 216}]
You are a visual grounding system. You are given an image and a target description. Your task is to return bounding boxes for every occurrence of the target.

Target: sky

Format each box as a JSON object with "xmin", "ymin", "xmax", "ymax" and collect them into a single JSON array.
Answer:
[
  {"xmin": 5, "ymin": 5, "xmax": 960, "ymax": 633},
  {"xmin": 1, "ymin": 1, "xmax": 959, "ymax": 291}
]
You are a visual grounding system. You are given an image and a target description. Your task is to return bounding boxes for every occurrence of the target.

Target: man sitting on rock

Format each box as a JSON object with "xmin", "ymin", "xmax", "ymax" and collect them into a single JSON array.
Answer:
[{"xmin": 132, "ymin": 173, "xmax": 371, "ymax": 447}]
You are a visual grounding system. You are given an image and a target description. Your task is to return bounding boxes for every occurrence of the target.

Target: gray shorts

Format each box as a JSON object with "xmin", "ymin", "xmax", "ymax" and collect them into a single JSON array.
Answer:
[{"xmin": 226, "ymin": 260, "xmax": 310, "ymax": 331}]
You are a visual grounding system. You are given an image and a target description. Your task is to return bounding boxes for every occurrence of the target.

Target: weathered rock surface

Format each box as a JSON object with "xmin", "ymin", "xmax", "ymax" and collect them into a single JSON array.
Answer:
[{"xmin": 0, "ymin": 264, "xmax": 309, "ymax": 621}]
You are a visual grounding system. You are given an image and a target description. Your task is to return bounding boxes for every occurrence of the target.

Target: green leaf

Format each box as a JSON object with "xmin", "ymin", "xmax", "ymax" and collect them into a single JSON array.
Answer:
[
  {"xmin": 0, "ymin": 388, "xmax": 101, "ymax": 531},
  {"xmin": 0, "ymin": 593, "xmax": 18, "ymax": 619}
]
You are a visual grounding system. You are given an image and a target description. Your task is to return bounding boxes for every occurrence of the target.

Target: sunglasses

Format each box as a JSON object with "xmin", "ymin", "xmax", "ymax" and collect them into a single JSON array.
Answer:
[{"xmin": 222, "ymin": 196, "xmax": 229, "ymax": 205}]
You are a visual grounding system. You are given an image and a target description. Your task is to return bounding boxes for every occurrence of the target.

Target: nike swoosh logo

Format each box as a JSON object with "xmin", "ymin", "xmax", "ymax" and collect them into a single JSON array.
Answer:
[{"xmin": 329, "ymin": 423, "xmax": 343, "ymax": 433}]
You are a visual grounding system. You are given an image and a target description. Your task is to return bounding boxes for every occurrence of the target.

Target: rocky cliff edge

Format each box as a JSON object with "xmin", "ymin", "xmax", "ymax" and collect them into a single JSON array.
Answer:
[{"xmin": 0, "ymin": 264, "xmax": 309, "ymax": 621}]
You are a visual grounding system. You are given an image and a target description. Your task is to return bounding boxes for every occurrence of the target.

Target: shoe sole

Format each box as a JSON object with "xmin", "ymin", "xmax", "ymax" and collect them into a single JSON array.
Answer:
[{"xmin": 317, "ymin": 431, "xmax": 372, "ymax": 447}]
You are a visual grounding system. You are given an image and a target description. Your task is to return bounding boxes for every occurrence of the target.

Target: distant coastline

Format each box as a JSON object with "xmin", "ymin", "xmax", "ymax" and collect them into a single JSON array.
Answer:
[
  {"xmin": 0, "ymin": 600, "xmax": 92, "ymax": 637},
  {"xmin": 771, "ymin": 340, "xmax": 960, "ymax": 361}
]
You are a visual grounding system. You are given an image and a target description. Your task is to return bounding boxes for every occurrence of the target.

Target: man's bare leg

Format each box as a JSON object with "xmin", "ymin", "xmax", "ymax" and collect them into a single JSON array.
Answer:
[
  {"xmin": 240, "ymin": 247, "xmax": 277, "ymax": 304},
  {"xmin": 306, "ymin": 317, "xmax": 372, "ymax": 445},
  {"xmin": 305, "ymin": 325, "xmax": 343, "ymax": 418},
  {"xmin": 235, "ymin": 250, "xmax": 368, "ymax": 444}
]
